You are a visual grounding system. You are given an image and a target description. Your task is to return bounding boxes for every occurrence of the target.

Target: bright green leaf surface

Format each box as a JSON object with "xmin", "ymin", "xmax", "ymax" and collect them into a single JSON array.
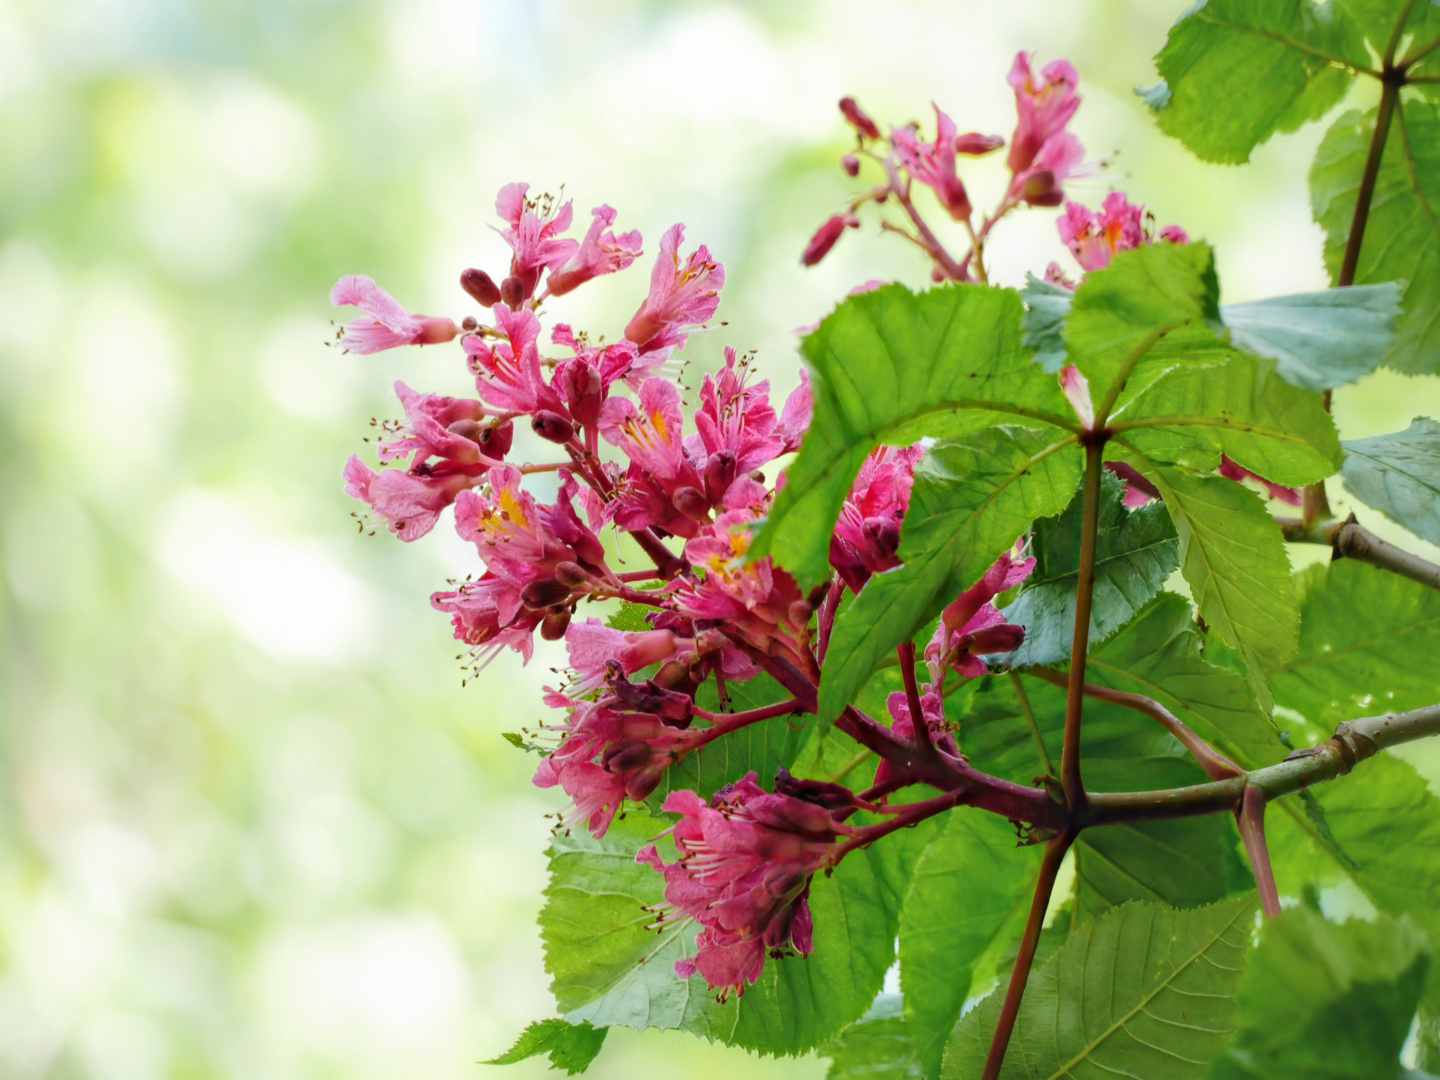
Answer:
[
  {"xmin": 752, "ymin": 283, "xmax": 1073, "ymax": 586},
  {"xmin": 1002, "ymin": 473, "xmax": 1179, "ymax": 668},
  {"xmin": 483, "ymin": 1019, "xmax": 608, "ymax": 1075},
  {"xmin": 1204, "ymin": 909, "xmax": 1431, "ymax": 1080},
  {"xmin": 823, "ymin": 996, "xmax": 926, "ymax": 1080},
  {"xmin": 942, "ymin": 896, "xmax": 1258, "ymax": 1080},
  {"xmin": 1221, "ymin": 282, "xmax": 1402, "ymax": 391},
  {"xmin": 898, "ymin": 812, "xmax": 1042, "ymax": 1076},
  {"xmin": 1272, "ymin": 559, "xmax": 1440, "ymax": 727},
  {"xmin": 1311, "ymin": 100, "xmax": 1440, "ymax": 374},
  {"xmin": 818, "ymin": 427, "xmax": 1081, "ymax": 720},
  {"xmin": 1152, "ymin": 0, "xmax": 1366, "ymax": 164},
  {"xmin": 1342, "ymin": 417, "xmax": 1440, "ymax": 546}
]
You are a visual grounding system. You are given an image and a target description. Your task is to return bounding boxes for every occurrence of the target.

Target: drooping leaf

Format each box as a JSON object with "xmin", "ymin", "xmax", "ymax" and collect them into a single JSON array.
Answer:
[
  {"xmin": 1341, "ymin": 417, "xmax": 1440, "ymax": 546},
  {"xmin": 1002, "ymin": 472, "xmax": 1179, "ymax": 668},
  {"xmin": 752, "ymin": 283, "xmax": 1073, "ymax": 586},
  {"xmin": 1150, "ymin": 467, "xmax": 1299, "ymax": 706},
  {"xmin": 941, "ymin": 896, "xmax": 1259, "ymax": 1080},
  {"xmin": 483, "ymin": 1019, "xmax": 608, "ymax": 1075},
  {"xmin": 818, "ymin": 426, "xmax": 1082, "ymax": 720},
  {"xmin": 1020, "ymin": 273, "xmax": 1073, "ymax": 373},
  {"xmin": 1311, "ymin": 100, "xmax": 1440, "ymax": 374},
  {"xmin": 1150, "ymin": 0, "xmax": 1366, "ymax": 164},
  {"xmin": 823, "ymin": 995, "xmax": 927, "ymax": 1080},
  {"xmin": 1220, "ymin": 282, "xmax": 1401, "ymax": 391},
  {"xmin": 897, "ymin": 811, "xmax": 1043, "ymax": 1076},
  {"xmin": 1272, "ymin": 559, "xmax": 1440, "ymax": 728},
  {"xmin": 1204, "ymin": 908, "xmax": 1431, "ymax": 1080}
]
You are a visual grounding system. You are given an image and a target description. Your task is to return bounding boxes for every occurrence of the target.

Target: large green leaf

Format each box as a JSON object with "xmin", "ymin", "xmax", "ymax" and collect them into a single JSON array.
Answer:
[
  {"xmin": 1150, "ymin": 467, "xmax": 1298, "ymax": 705},
  {"xmin": 1220, "ymin": 283, "xmax": 1402, "ymax": 391},
  {"xmin": 1312, "ymin": 99, "xmax": 1440, "ymax": 374},
  {"xmin": 898, "ymin": 811, "xmax": 1043, "ymax": 1077},
  {"xmin": 1272, "ymin": 559, "xmax": 1440, "ymax": 728},
  {"xmin": 483, "ymin": 1019, "xmax": 607, "ymax": 1075},
  {"xmin": 1342, "ymin": 417, "xmax": 1440, "ymax": 546},
  {"xmin": 542, "ymin": 809, "xmax": 916, "ymax": 1054},
  {"xmin": 1204, "ymin": 909, "xmax": 1431, "ymax": 1080},
  {"xmin": 1002, "ymin": 472, "xmax": 1179, "ymax": 668},
  {"xmin": 1150, "ymin": 0, "xmax": 1366, "ymax": 164},
  {"xmin": 942, "ymin": 896, "xmax": 1259, "ymax": 1080},
  {"xmin": 1074, "ymin": 818, "xmax": 1251, "ymax": 921},
  {"xmin": 818, "ymin": 427, "xmax": 1081, "ymax": 720},
  {"xmin": 824, "ymin": 995, "xmax": 926, "ymax": 1080},
  {"xmin": 752, "ymin": 283, "xmax": 1073, "ymax": 586}
]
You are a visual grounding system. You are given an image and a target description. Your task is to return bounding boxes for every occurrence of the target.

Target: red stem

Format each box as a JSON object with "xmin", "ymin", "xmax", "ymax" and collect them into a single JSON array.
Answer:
[
  {"xmin": 1236, "ymin": 785, "xmax": 1281, "ymax": 918},
  {"xmin": 692, "ymin": 698, "xmax": 802, "ymax": 726},
  {"xmin": 897, "ymin": 640, "xmax": 935, "ymax": 755},
  {"xmin": 1061, "ymin": 442, "xmax": 1105, "ymax": 807}
]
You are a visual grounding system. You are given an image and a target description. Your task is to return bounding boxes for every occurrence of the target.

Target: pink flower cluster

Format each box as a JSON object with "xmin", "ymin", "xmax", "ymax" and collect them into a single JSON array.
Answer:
[{"xmin": 1046, "ymin": 190, "xmax": 1190, "ymax": 286}]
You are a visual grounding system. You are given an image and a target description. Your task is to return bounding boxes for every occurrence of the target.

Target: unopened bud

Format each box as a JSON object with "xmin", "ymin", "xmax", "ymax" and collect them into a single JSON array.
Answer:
[
  {"xmin": 1021, "ymin": 169, "xmax": 1062, "ymax": 207},
  {"xmin": 447, "ymin": 418, "xmax": 486, "ymax": 444},
  {"xmin": 787, "ymin": 600, "xmax": 813, "ymax": 628},
  {"xmin": 966, "ymin": 623, "xmax": 1026, "ymax": 656},
  {"xmin": 619, "ymin": 629, "xmax": 679, "ymax": 670},
  {"xmin": 652, "ymin": 658, "xmax": 696, "ymax": 692},
  {"xmin": 500, "ymin": 275, "xmax": 524, "ymax": 309},
  {"xmin": 521, "ymin": 578, "xmax": 571, "ymax": 610},
  {"xmin": 531, "ymin": 410, "xmax": 575, "ymax": 444},
  {"xmin": 955, "ymin": 132, "xmax": 1005, "ymax": 156},
  {"xmin": 478, "ymin": 420, "xmax": 514, "ymax": 458},
  {"xmin": 602, "ymin": 739, "xmax": 655, "ymax": 773},
  {"xmin": 839, "ymin": 96, "xmax": 881, "ymax": 139},
  {"xmin": 840, "ymin": 153, "xmax": 860, "ymax": 177},
  {"xmin": 554, "ymin": 561, "xmax": 589, "ymax": 589},
  {"xmin": 559, "ymin": 360, "xmax": 604, "ymax": 428},
  {"xmin": 802, "ymin": 213, "xmax": 858, "ymax": 268},
  {"xmin": 774, "ymin": 767, "xmax": 872, "ymax": 812},
  {"xmin": 703, "ymin": 450, "xmax": 737, "ymax": 503},
  {"xmin": 541, "ymin": 605, "xmax": 572, "ymax": 640},
  {"xmin": 461, "ymin": 268, "xmax": 502, "ymax": 307},
  {"xmin": 671, "ymin": 486, "xmax": 711, "ymax": 522},
  {"xmin": 461, "ymin": 315, "xmax": 479, "ymax": 331}
]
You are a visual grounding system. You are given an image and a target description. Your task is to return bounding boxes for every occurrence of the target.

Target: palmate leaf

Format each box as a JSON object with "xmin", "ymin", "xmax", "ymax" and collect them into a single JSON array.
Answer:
[
  {"xmin": 1073, "ymin": 817, "xmax": 1251, "ymax": 922},
  {"xmin": 483, "ymin": 1019, "xmax": 607, "ymax": 1075},
  {"xmin": 1149, "ymin": 0, "xmax": 1367, "ymax": 164},
  {"xmin": 1312, "ymin": 99, "xmax": 1440, "ymax": 374},
  {"xmin": 818, "ymin": 426, "xmax": 1082, "ymax": 720},
  {"xmin": 751, "ymin": 283, "xmax": 1074, "ymax": 587},
  {"xmin": 941, "ymin": 896, "xmax": 1259, "ymax": 1080},
  {"xmin": 1204, "ymin": 909, "xmax": 1431, "ymax": 1080},
  {"xmin": 1002, "ymin": 472, "xmax": 1179, "ymax": 668},
  {"xmin": 1342, "ymin": 417, "xmax": 1440, "ymax": 546}
]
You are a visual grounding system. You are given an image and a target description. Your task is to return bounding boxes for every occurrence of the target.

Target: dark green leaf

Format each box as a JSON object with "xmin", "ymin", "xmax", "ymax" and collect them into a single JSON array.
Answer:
[
  {"xmin": 942, "ymin": 896, "xmax": 1259, "ymax": 1079},
  {"xmin": 1020, "ymin": 273, "xmax": 1073, "ymax": 373},
  {"xmin": 752, "ymin": 283, "xmax": 1073, "ymax": 586},
  {"xmin": 1221, "ymin": 283, "xmax": 1402, "ymax": 391},
  {"xmin": 818, "ymin": 427, "xmax": 1081, "ymax": 720},
  {"xmin": 1311, "ymin": 100, "xmax": 1440, "ymax": 374},
  {"xmin": 1342, "ymin": 417, "xmax": 1440, "ymax": 546},
  {"xmin": 1074, "ymin": 817, "xmax": 1251, "ymax": 920},
  {"xmin": 1272, "ymin": 559, "xmax": 1440, "ymax": 728},
  {"xmin": 1152, "ymin": 0, "xmax": 1366, "ymax": 164},
  {"xmin": 1002, "ymin": 472, "xmax": 1180, "ymax": 668},
  {"xmin": 898, "ymin": 812, "xmax": 1042, "ymax": 1076},
  {"xmin": 483, "ymin": 1019, "xmax": 608, "ymax": 1075},
  {"xmin": 1204, "ymin": 908, "xmax": 1431, "ymax": 1080}
]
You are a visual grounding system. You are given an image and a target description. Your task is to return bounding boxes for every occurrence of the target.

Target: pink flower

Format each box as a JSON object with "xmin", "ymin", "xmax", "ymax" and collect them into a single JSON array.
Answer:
[
  {"xmin": 623, "ymin": 224, "xmax": 724, "ymax": 354},
  {"xmin": 1058, "ymin": 365, "xmax": 1094, "ymax": 430},
  {"xmin": 892, "ymin": 105, "xmax": 972, "ymax": 221},
  {"xmin": 829, "ymin": 445, "xmax": 924, "ymax": 592},
  {"xmin": 563, "ymin": 619, "xmax": 683, "ymax": 694},
  {"xmin": 330, "ymin": 275, "xmax": 460, "ymax": 354},
  {"xmin": 600, "ymin": 377, "xmax": 710, "ymax": 537},
  {"xmin": 1006, "ymin": 52, "xmax": 1080, "ymax": 177},
  {"xmin": 1008, "ymin": 129, "xmax": 1085, "ymax": 208},
  {"xmin": 343, "ymin": 454, "xmax": 478, "ymax": 542},
  {"xmin": 379, "ymin": 382, "xmax": 496, "ymax": 467},
  {"xmin": 775, "ymin": 372, "xmax": 812, "ymax": 453},
  {"xmin": 925, "ymin": 550, "xmax": 1034, "ymax": 683},
  {"xmin": 873, "ymin": 689, "xmax": 958, "ymax": 789},
  {"xmin": 454, "ymin": 466, "xmax": 606, "ymax": 587},
  {"xmin": 687, "ymin": 347, "xmax": 791, "ymax": 502},
  {"xmin": 546, "ymin": 205, "xmax": 644, "ymax": 297},
  {"xmin": 1057, "ymin": 192, "xmax": 1189, "ymax": 274},
  {"xmin": 431, "ymin": 574, "xmax": 542, "ymax": 666},
  {"xmin": 465, "ymin": 303, "xmax": 567, "ymax": 416},
  {"xmin": 637, "ymin": 772, "xmax": 852, "ymax": 998},
  {"xmin": 1104, "ymin": 462, "xmax": 1161, "ymax": 508},
  {"xmin": 495, "ymin": 182, "xmax": 580, "ymax": 296},
  {"xmin": 801, "ymin": 213, "xmax": 859, "ymax": 267},
  {"xmin": 1218, "ymin": 455, "xmax": 1301, "ymax": 506}
]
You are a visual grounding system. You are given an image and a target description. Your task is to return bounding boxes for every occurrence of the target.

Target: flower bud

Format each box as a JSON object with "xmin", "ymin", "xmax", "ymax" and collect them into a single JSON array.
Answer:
[
  {"xmin": 619, "ymin": 629, "xmax": 679, "ymax": 669},
  {"xmin": 500, "ymin": 275, "xmax": 525, "ymax": 309},
  {"xmin": 478, "ymin": 420, "xmax": 514, "ymax": 458},
  {"xmin": 1020, "ymin": 169, "xmax": 1063, "ymax": 207},
  {"xmin": 839, "ymin": 96, "xmax": 881, "ymax": 139},
  {"xmin": 652, "ymin": 658, "xmax": 697, "ymax": 693},
  {"xmin": 787, "ymin": 600, "xmax": 813, "ymax": 628},
  {"xmin": 517, "ymin": 265, "xmax": 541, "ymax": 300},
  {"xmin": 671, "ymin": 485, "xmax": 711, "ymax": 522},
  {"xmin": 840, "ymin": 153, "xmax": 860, "ymax": 177},
  {"xmin": 802, "ymin": 213, "xmax": 858, "ymax": 267},
  {"xmin": 531, "ymin": 410, "xmax": 576, "ymax": 444},
  {"xmin": 966, "ymin": 623, "xmax": 1026, "ymax": 656},
  {"xmin": 703, "ymin": 450, "xmax": 737, "ymax": 503},
  {"xmin": 955, "ymin": 132, "xmax": 1005, "ymax": 156},
  {"xmin": 521, "ymin": 578, "xmax": 571, "ymax": 610},
  {"xmin": 460, "ymin": 268, "xmax": 502, "ymax": 307},
  {"xmin": 860, "ymin": 517, "xmax": 902, "ymax": 561},
  {"xmin": 553, "ymin": 560, "xmax": 590, "ymax": 589},
  {"xmin": 773, "ymin": 768, "xmax": 872, "ymax": 812},
  {"xmin": 559, "ymin": 360, "xmax": 604, "ymax": 428},
  {"xmin": 461, "ymin": 315, "xmax": 478, "ymax": 331},
  {"xmin": 541, "ymin": 605, "xmax": 572, "ymax": 641}
]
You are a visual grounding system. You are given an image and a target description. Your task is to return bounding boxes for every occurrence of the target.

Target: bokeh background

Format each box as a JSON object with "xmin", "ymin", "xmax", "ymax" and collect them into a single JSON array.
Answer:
[{"xmin": 3, "ymin": 0, "xmax": 1439, "ymax": 1077}]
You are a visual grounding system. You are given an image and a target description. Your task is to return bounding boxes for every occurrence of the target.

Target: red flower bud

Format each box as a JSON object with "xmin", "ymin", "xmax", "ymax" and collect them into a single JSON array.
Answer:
[
  {"xmin": 500, "ymin": 275, "xmax": 525, "ymax": 309},
  {"xmin": 540, "ymin": 605, "xmax": 572, "ymax": 641},
  {"xmin": 801, "ymin": 213, "xmax": 858, "ymax": 267},
  {"xmin": 703, "ymin": 450, "xmax": 737, "ymax": 503},
  {"xmin": 531, "ymin": 410, "xmax": 576, "ymax": 444},
  {"xmin": 840, "ymin": 153, "xmax": 860, "ymax": 177},
  {"xmin": 671, "ymin": 485, "xmax": 711, "ymax": 522},
  {"xmin": 559, "ymin": 360, "xmax": 604, "ymax": 428},
  {"xmin": 965, "ymin": 623, "xmax": 1026, "ymax": 656},
  {"xmin": 839, "ymin": 95, "xmax": 881, "ymax": 139},
  {"xmin": 955, "ymin": 132, "xmax": 1005, "ymax": 156},
  {"xmin": 521, "ymin": 578, "xmax": 571, "ymax": 610},
  {"xmin": 478, "ymin": 420, "xmax": 514, "ymax": 458},
  {"xmin": 460, "ymin": 268, "xmax": 502, "ymax": 307},
  {"xmin": 553, "ymin": 560, "xmax": 590, "ymax": 589}
]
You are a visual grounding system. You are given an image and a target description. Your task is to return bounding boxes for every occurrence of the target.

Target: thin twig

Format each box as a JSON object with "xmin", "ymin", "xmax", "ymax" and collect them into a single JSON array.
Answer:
[
  {"xmin": 1339, "ymin": 75, "xmax": 1400, "ymax": 287},
  {"xmin": 898, "ymin": 640, "xmax": 934, "ymax": 755},
  {"xmin": 1061, "ymin": 443, "xmax": 1105, "ymax": 807},
  {"xmin": 1236, "ymin": 786, "xmax": 1281, "ymax": 917},
  {"xmin": 1278, "ymin": 515, "xmax": 1440, "ymax": 592}
]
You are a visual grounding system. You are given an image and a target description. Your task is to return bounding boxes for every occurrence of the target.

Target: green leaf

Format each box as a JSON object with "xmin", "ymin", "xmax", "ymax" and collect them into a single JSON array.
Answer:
[
  {"xmin": 898, "ymin": 812, "xmax": 1043, "ymax": 1076},
  {"xmin": 941, "ymin": 896, "xmax": 1259, "ymax": 1080},
  {"xmin": 1311, "ymin": 100, "xmax": 1440, "ymax": 374},
  {"xmin": 1272, "ymin": 559, "xmax": 1440, "ymax": 728},
  {"xmin": 823, "ymin": 996, "xmax": 927, "ymax": 1080},
  {"xmin": 1002, "ymin": 472, "xmax": 1180, "ymax": 668},
  {"xmin": 1204, "ymin": 909, "xmax": 1431, "ymax": 1080},
  {"xmin": 819, "ymin": 426, "xmax": 1082, "ymax": 720},
  {"xmin": 752, "ymin": 283, "xmax": 1073, "ymax": 587},
  {"xmin": 1342, "ymin": 417, "xmax": 1440, "ymax": 546},
  {"xmin": 483, "ymin": 1019, "xmax": 608, "ymax": 1075},
  {"xmin": 1339, "ymin": 0, "xmax": 1440, "ymax": 64},
  {"xmin": 1020, "ymin": 273, "xmax": 1073, "ymax": 373},
  {"xmin": 1151, "ymin": 467, "xmax": 1299, "ymax": 705},
  {"xmin": 1074, "ymin": 817, "xmax": 1252, "ymax": 921},
  {"xmin": 1221, "ymin": 283, "xmax": 1402, "ymax": 391},
  {"xmin": 541, "ymin": 809, "xmax": 916, "ymax": 1054},
  {"xmin": 605, "ymin": 601, "xmax": 654, "ymax": 633},
  {"xmin": 1151, "ymin": 0, "xmax": 1366, "ymax": 164}
]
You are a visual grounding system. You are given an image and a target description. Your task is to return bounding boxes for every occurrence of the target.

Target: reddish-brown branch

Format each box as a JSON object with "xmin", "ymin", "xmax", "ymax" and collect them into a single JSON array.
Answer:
[
  {"xmin": 1236, "ymin": 785, "xmax": 1281, "ymax": 918},
  {"xmin": 1061, "ymin": 442, "xmax": 1105, "ymax": 807},
  {"xmin": 897, "ymin": 640, "xmax": 934, "ymax": 755}
]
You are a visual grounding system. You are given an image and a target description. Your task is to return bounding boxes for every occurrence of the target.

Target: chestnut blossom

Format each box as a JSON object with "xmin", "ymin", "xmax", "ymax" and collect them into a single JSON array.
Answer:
[
  {"xmin": 829, "ymin": 445, "xmax": 925, "ymax": 592},
  {"xmin": 1057, "ymin": 192, "xmax": 1189, "ymax": 275},
  {"xmin": 624, "ymin": 224, "xmax": 724, "ymax": 354},
  {"xmin": 330, "ymin": 275, "xmax": 460, "ymax": 354},
  {"xmin": 874, "ymin": 688, "xmax": 959, "ymax": 790},
  {"xmin": 926, "ymin": 550, "xmax": 1035, "ymax": 685},
  {"xmin": 547, "ymin": 205, "xmax": 644, "ymax": 297},
  {"xmin": 495, "ymin": 182, "xmax": 579, "ymax": 297},
  {"xmin": 892, "ymin": 105, "xmax": 973, "ymax": 221}
]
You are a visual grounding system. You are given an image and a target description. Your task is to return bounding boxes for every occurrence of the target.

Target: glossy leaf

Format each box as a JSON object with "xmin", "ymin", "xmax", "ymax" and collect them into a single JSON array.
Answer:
[
  {"xmin": 752, "ymin": 283, "xmax": 1073, "ymax": 586},
  {"xmin": 1342, "ymin": 417, "xmax": 1440, "ymax": 546},
  {"xmin": 1204, "ymin": 909, "xmax": 1431, "ymax": 1080},
  {"xmin": 1311, "ymin": 100, "xmax": 1440, "ymax": 374},
  {"xmin": 1002, "ymin": 472, "xmax": 1179, "ymax": 668},
  {"xmin": 483, "ymin": 1019, "xmax": 608, "ymax": 1075},
  {"xmin": 942, "ymin": 896, "xmax": 1258, "ymax": 1079},
  {"xmin": 818, "ymin": 426, "xmax": 1081, "ymax": 720},
  {"xmin": 1151, "ymin": 0, "xmax": 1366, "ymax": 164}
]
